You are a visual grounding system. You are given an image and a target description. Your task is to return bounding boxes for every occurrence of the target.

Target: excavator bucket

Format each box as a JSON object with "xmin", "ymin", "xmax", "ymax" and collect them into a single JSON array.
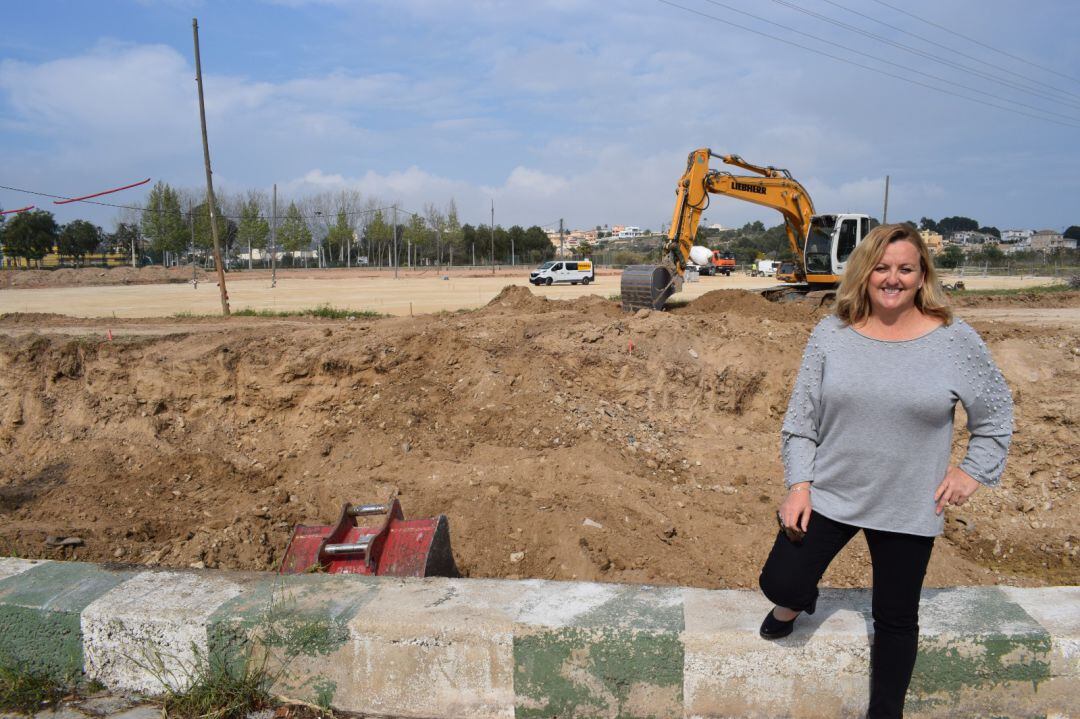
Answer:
[
  {"xmin": 279, "ymin": 498, "xmax": 459, "ymax": 577},
  {"xmin": 621, "ymin": 264, "xmax": 675, "ymax": 311}
]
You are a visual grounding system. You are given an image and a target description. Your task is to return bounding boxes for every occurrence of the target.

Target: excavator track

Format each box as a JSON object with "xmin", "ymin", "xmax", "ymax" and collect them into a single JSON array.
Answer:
[{"xmin": 621, "ymin": 264, "xmax": 675, "ymax": 312}]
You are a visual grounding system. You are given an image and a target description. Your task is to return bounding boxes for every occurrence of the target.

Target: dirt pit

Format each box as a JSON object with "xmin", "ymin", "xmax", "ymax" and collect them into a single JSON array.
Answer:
[{"xmin": 0, "ymin": 287, "xmax": 1077, "ymax": 589}]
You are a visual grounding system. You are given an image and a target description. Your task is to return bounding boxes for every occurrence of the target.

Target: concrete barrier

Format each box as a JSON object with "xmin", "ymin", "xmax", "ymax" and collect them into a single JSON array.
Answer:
[{"xmin": 0, "ymin": 558, "xmax": 1074, "ymax": 718}]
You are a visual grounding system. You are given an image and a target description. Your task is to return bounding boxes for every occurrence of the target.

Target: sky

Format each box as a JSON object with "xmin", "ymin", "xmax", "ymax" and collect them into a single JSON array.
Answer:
[{"xmin": 1, "ymin": 0, "xmax": 1078, "ymax": 234}]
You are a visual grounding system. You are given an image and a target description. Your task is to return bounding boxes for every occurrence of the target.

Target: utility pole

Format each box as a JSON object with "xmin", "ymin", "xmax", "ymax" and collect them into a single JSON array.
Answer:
[
  {"xmin": 192, "ymin": 18, "xmax": 229, "ymax": 315},
  {"xmin": 882, "ymin": 175, "xmax": 890, "ymax": 225},
  {"xmin": 490, "ymin": 199, "xmax": 495, "ymax": 274},
  {"xmin": 393, "ymin": 204, "xmax": 399, "ymax": 279},
  {"xmin": 271, "ymin": 184, "xmax": 277, "ymax": 288},
  {"xmin": 559, "ymin": 218, "xmax": 564, "ymax": 259},
  {"xmin": 189, "ymin": 200, "xmax": 196, "ymax": 286}
]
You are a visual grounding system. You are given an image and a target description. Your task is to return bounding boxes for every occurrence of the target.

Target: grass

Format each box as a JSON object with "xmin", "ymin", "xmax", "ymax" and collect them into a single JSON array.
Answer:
[
  {"xmin": 149, "ymin": 646, "xmax": 277, "ymax": 719},
  {"xmin": 0, "ymin": 658, "xmax": 70, "ymax": 715},
  {"xmin": 951, "ymin": 282, "xmax": 1074, "ymax": 297},
  {"xmin": 173, "ymin": 304, "xmax": 385, "ymax": 320}
]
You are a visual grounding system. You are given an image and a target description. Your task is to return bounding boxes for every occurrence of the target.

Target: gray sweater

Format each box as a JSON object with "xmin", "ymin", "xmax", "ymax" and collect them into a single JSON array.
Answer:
[{"xmin": 782, "ymin": 314, "xmax": 1013, "ymax": 536}]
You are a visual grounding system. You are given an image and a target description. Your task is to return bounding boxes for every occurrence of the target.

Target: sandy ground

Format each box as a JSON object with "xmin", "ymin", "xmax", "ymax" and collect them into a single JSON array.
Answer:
[
  {"xmin": 0, "ymin": 267, "xmax": 1065, "ymax": 318},
  {"xmin": 0, "ymin": 284, "xmax": 1076, "ymax": 591}
]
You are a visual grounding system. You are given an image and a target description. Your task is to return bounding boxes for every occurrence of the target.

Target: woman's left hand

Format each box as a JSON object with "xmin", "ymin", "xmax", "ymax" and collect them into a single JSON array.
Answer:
[{"xmin": 934, "ymin": 467, "xmax": 981, "ymax": 515}]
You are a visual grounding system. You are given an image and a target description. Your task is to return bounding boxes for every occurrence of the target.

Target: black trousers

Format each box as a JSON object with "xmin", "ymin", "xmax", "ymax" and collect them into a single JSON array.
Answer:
[{"xmin": 758, "ymin": 511, "xmax": 935, "ymax": 719}]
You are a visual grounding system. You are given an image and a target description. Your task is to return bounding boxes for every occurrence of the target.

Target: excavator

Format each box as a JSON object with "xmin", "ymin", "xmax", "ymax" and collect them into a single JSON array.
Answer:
[{"xmin": 620, "ymin": 148, "xmax": 871, "ymax": 311}]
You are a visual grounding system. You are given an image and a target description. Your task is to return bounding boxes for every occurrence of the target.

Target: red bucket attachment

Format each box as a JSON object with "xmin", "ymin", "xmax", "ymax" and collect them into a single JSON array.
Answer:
[{"xmin": 279, "ymin": 498, "xmax": 458, "ymax": 577}]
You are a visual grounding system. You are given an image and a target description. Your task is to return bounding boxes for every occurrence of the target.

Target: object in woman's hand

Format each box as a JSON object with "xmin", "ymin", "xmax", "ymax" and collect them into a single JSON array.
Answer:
[{"xmin": 776, "ymin": 511, "xmax": 805, "ymax": 543}]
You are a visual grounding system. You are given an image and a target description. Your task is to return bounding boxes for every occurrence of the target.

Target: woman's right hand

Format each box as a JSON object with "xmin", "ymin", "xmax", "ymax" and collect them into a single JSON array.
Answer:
[{"xmin": 779, "ymin": 482, "xmax": 812, "ymax": 533}]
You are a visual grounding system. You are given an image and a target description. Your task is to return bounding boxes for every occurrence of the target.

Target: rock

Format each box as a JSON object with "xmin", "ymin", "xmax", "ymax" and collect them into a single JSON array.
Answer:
[
  {"xmin": 688, "ymin": 348, "xmax": 699, "ymax": 359},
  {"xmin": 581, "ymin": 330, "xmax": 602, "ymax": 343},
  {"xmin": 509, "ymin": 551, "xmax": 525, "ymax": 563},
  {"xmin": 189, "ymin": 560, "xmax": 206, "ymax": 569},
  {"xmin": 582, "ymin": 518, "xmax": 603, "ymax": 529},
  {"xmin": 635, "ymin": 309, "xmax": 651, "ymax": 318},
  {"xmin": 662, "ymin": 526, "xmax": 677, "ymax": 539},
  {"xmin": 401, "ymin": 442, "xmax": 412, "ymax": 454},
  {"xmin": 45, "ymin": 536, "xmax": 84, "ymax": 548},
  {"xmin": 113, "ymin": 547, "xmax": 125, "ymax": 558}
]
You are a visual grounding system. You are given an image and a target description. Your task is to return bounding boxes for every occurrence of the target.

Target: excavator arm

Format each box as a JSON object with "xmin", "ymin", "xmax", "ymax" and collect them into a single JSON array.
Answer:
[
  {"xmin": 664, "ymin": 148, "xmax": 815, "ymax": 282},
  {"xmin": 621, "ymin": 148, "xmax": 820, "ymax": 311}
]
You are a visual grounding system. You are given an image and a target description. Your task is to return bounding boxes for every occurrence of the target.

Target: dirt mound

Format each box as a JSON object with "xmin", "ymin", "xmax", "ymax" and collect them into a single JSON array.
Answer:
[
  {"xmin": 0, "ymin": 297, "xmax": 1076, "ymax": 590},
  {"xmin": 680, "ymin": 289, "xmax": 825, "ymax": 322},
  {"xmin": 0, "ymin": 265, "xmax": 209, "ymax": 289},
  {"xmin": 484, "ymin": 284, "xmax": 554, "ymax": 313},
  {"xmin": 949, "ymin": 290, "xmax": 1080, "ymax": 309}
]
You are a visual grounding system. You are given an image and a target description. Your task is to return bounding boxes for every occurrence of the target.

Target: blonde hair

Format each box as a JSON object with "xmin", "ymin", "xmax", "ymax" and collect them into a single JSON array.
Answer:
[{"xmin": 835, "ymin": 223, "xmax": 952, "ymax": 326}]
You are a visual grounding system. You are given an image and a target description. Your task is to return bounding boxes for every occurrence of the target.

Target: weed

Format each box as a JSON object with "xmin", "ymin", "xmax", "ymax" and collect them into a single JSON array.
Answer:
[
  {"xmin": 954, "ymin": 283, "xmax": 1072, "ymax": 297},
  {"xmin": 0, "ymin": 657, "xmax": 69, "ymax": 715},
  {"xmin": 148, "ymin": 644, "xmax": 276, "ymax": 719},
  {"xmin": 231, "ymin": 305, "xmax": 384, "ymax": 319},
  {"xmin": 607, "ymin": 293, "xmax": 621, "ymax": 301}
]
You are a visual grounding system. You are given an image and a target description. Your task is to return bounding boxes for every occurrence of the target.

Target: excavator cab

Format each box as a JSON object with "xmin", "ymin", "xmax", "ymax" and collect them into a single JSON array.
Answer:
[
  {"xmin": 803, "ymin": 214, "xmax": 871, "ymax": 284},
  {"xmin": 619, "ymin": 149, "xmax": 873, "ymax": 311}
]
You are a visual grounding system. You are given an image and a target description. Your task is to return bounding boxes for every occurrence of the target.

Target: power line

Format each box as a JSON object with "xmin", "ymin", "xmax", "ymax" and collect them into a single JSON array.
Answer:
[
  {"xmin": 0, "ymin": 182, "xmax": 421, "ymax": 223},
  {"xmin": 767, "ymin": 0, "xmax": 1080, "ymax": 111},
  {"xmin": 656, "ymin": 0, "xmax": 1080, "ymax": 129},
  {"xmin": 869, "ymin": 0, "xmax": 1080, "ymax": 86},
  {"xmin": 818, "ymin": 0, "xmax": 1080, "ymax": 103}
]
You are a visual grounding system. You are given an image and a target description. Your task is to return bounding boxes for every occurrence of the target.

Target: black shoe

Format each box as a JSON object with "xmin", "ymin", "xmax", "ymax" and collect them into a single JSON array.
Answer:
[{"xmin": 759, "ymin": 609, "xmax": 797, "ymax": 640}]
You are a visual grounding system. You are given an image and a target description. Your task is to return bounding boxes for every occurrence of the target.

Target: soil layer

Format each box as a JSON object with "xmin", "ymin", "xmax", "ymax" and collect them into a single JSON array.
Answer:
[{"xmin": 0, "ymin": 288, "xmax": 1076, "ymax": 589}]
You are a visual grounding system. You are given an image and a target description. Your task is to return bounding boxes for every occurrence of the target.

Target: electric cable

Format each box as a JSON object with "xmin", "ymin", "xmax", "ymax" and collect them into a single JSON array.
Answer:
[
  {"xmin": 0, "ymin": 182, "xmax": 421, "ymax": 223},
  {"xmin": 818, "ymin": 0, "xmax": 1080, "ymax": 102},
  {"xmin": 766, "ymin": 0, "xmax": 1080, "ymax": 110},
  {"xmin": 655, "ymin": 0, "xmax": 1080, "ymax": 129},
  {"xmin": 869, "ymin": 0, "xmax": 1080, "ymax": 86}
]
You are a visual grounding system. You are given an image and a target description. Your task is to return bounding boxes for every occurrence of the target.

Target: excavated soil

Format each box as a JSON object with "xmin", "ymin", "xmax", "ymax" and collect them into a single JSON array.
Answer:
[{"xmin": 0, "ymin": 287, "xmax": 1077, "ymax": 589}]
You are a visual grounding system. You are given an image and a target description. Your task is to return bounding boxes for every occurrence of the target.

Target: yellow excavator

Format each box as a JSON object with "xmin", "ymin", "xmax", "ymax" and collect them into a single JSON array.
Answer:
[{"xmin": 621, "ymin": 148, "xmax": 872, "ymax": 310}]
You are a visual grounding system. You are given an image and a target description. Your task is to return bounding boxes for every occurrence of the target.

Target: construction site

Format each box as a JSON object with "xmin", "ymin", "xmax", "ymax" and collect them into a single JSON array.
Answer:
[{"xmin": 0, "ymin": 267, "xmax": 1076, "ymax": 590}]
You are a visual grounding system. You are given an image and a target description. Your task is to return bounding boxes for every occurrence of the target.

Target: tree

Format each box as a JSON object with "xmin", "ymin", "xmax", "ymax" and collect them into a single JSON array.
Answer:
[
  {"xmin": 919, "ymin": 217, "xmax": 938, "ymax": 233},
  {"xmin": 2, "ymin": 210, "xmax": 59, "ymax": 267},
  {"xmin": 278, "ymin": 202, "xmax": 312, "ymax": 264},
  {"xmin": 523, "ymin": 225, "xmax": 553, "ymax": 263},
  {"xmin": 1063, "ymin": 226, "xmax": 1080, "ymax": 241},
  {"xmin": 936, "ymin": 245, "xmax": 965, "ymax": 269},
  {"xmin": 978, "ymin": 226, "xmax": 1001, "ymax": 239},
  {"xmin": 397, "ymin": 213, "xmax": 424, "ymax": 265},
  {"xmin": 324, "ymin": 210, "xmax": 353, "ymax": 266},
  {"xmin": 191, "ymin": 200, "xmax": 234, "ymax": 254},
  {"xmin": 237, "ymin": 194, "xmax": 270, "ymax": 267},
  {"xmin": 461, "ymin": 223, "xmax": 477, "ymax": 262},
  {"xmin": 109, "ymin": 223, "xmax": 141, "ymax": 265},
  {"xmin": 57, "ymin": 220, "xmax": 101, "ymax": 265},
  {"xmin": 507, "ymin": 225, "xmax": 525, "ymax": 264},
  {"xmin": 971, "ymin": 244, "xmax": 1004, "ymax": 264},
  {"xmin": 575, "ymin": 240, "xmax": 594, "ymax": 259},
  {"xmin": 363, "ymin": 209, "xmax": 392, "ymax": 266},
  {"xmin": 936, "ymin": 216, "xmax": 979, "ymax": 236},
  {"xmin": 140, "ymin": 182, "xmax": 188, "ymax": 259}
]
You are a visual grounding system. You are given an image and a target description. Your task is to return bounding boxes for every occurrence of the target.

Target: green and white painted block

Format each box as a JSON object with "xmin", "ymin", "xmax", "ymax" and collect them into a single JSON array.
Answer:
[
  {"xmin": 0, "ymin": 561, "xmax": 131, "ymax": 679},
  {"xmin": 683, "ymin": 588, "xmax": 872, "ymax": 719},
  {"xmin": 341, "ymin": 577, "xmax": 529, "ymax": 719},
  {"xmin": 1001, "ymin": 585, "xmax": 1080, "ymax": 675},
  {"xmin": 0, "ymin": 559, "xmax": 1075, "ymax": 719},
  {"xmin": 207, "ymin": 573, "xmax": 381, "ymax": 711},
  {"xmin": 81, "ymin": 570, "xmax": 246, "ymax": 693},
  {"xmin": 908, "ymin": 587, "xmax": 1055, "ymax": 718},
  {"xmin": 0, "ymin": 557, "xmax": 42, "ymax": 582},
  {"xmin": 512, "ymin": 581, "xmax": 684, "ymax": 719}
]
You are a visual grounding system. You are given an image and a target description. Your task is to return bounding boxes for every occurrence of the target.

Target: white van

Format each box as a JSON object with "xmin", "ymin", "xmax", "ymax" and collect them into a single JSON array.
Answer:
[{"xmin": 530, "ymin": 259, "xmax": 595, "ymax": 286}]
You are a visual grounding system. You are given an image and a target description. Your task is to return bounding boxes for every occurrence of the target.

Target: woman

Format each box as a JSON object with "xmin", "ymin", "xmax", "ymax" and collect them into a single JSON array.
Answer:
[{"xmin": 757, "ymin": 224, "xmax": 1013, "ymax": 718}]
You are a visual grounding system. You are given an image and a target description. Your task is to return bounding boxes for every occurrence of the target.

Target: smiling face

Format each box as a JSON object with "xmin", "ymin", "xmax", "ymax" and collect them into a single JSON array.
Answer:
[{"xmin": 867, "ymin": 239, "xmax": 924, "ymax": 318}]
